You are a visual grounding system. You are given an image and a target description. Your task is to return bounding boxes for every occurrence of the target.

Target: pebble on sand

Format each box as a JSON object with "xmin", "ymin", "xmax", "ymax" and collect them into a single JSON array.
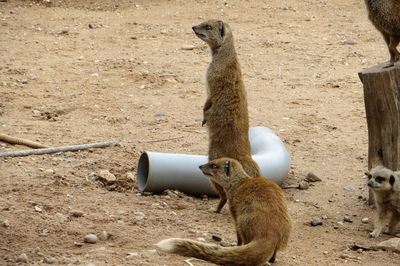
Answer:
[
  {"xmin": 311, "ymin": 217, "xmax": 323, "ymax": 226},
  {"xmin": 83, "ymin": 234, "xmax": 98, "ymax": 244},
  {"xmin": 16, "ymin": 253, "xmax": 28, "ymax": 263}
]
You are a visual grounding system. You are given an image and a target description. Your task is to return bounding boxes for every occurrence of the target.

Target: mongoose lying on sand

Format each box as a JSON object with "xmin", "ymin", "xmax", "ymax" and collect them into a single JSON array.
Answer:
[
  {"xmin": 366, "ymin": 165, "xmax": 400, "ymax": 237},
  {"xmin": 364, "ymin": 0, "xmax": 400, "ymax": 67},
  {"xmin": 192, "ymin": 19, "xmax": 260, "ymax": 212},
  {"xmin": 156, "ymin": 158, "xmax": 291, "ymax": 266}
]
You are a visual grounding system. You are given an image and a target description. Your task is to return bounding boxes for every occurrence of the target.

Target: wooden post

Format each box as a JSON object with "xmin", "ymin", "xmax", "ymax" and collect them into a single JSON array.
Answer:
[{"xmin": 359, "ymin": 64, "xmax": 400, "ymax": 203}]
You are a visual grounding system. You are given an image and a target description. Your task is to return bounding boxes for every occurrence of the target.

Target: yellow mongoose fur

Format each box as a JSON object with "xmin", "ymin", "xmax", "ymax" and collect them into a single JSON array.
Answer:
[
  {"xmin": 192, "ymin": 19, "xmax": 260, "ymax": 212},
  {"xmin": 156, "ymin": 158, "xmax": 291, "ymax": 266}
]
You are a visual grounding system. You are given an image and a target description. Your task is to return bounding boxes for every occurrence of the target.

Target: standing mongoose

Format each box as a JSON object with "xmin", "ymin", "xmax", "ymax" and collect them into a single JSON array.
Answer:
[
  {"xmin": 364, "ymin": 0, "xmax": 400, "ymax": 67},
  {"xmin": 192, "ymin": 19, "xmax": 260, "ymax": 212},
  {"xmin": 156, "ymin": 158, "xmax": 291, "ymax": 266},
  {"xmin": 366, "ymin": 165, "xmax": 400, "ymax": 237}
]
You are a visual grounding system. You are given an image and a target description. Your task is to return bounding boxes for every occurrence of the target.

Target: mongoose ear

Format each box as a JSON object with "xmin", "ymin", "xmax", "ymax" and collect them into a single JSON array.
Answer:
[
  {"xmin": 217, "ymin": 21, "xmax": 225, "ymax": 37},
  {"xmin": 365, "ymin": 172, "xmax": 372, "ymax": 179},
  {"xmin": 224, "ymin": 160, "xmax": 230, "ymax": 176},
  {"xmin": 390, "ymin": 175, "xmax": 396, "ymax": 186}
]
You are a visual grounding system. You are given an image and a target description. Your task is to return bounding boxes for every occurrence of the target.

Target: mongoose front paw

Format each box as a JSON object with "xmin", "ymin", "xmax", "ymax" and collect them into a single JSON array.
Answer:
[{"xmin": 369, "ymin": 230, "xmax": 381, "ymax": 238}]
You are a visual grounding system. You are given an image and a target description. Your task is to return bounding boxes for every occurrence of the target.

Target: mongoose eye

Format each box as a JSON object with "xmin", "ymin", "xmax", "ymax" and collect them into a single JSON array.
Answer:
[
  {"xmin": 375, "ymin": 176, "xmax": 385, "ymax": 183},
  {"xmin": 211, "ymin": 163, "xmax": 218, "ymax": 169},
  {"xmin": 205, "ymin": 25, "xmax": 212, "ymax": 30}
]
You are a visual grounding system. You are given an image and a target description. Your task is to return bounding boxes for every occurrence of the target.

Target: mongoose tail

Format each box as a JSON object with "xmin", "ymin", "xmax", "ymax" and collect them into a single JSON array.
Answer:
[{"xmin": 156, "ymin": 238, "xmax": 274, "ymax": 266}]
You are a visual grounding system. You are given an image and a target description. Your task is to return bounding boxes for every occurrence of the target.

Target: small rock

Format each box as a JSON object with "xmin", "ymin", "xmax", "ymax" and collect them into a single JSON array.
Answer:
[
  {"xmin": 196, "ymin": 237, "xmax": 206, "ymax": 242},
  {"xmin": 361, "ymin": 218, "xmax": 369, "ymax": 224},
  {"xmin": 43, "ymin": 256, "xmax": 57, "ymax": 264},
  {"xmin": 83, "ymin": 234, "xmax": 98, "ymax": 244},
  {"xmin": 70, "ymin": 210, "xmax": 84, "ymax": 218},
  {"xmin": 45, "ymin": 169, "xmax": 54, "ymax": 175},
  {"xmin": 378, "ymin": 237, "xmax": 400, "ymax": 251},
  {"xmin": 42, "ymin": 0, "xmax": 52, "ymax": 6},
  {"xmin": 117, "ymin": 210, "xmax": 127, "ymax": 216},
  {"xmin": 212, "ymin": 234, "xmax": 222, "ymax": 242},
  {"xmin": 134, "ymin": 211, "xmax": 145, "ymax": 221},
  {"xmin": 39, "ymin": 228, "xmax": 49, "ymax": 236},
  {"xmin": 87, "ymin": 262, "xmax": 96, "ymax": 266},
  {"xmin": 16, "ymin": 253, "xmax": 28, "ymax": 263},
  {"xmin": 305, "ymin": 172, "xmax": 322, "ymax": 182},
  {"xmin": 343, "ymin": 216, "xmax": 353, "ymax": 223},
  {"xmin": 340, "ymin": 253, "xmax": 350, "ymax": 259},
  {"xmin": 1, "ymin": 219, "xmax": 10, "ymax": 228},
  {"xmin": 311, "ymin": 217, "xmax": 323, "ymax": 226},
  {"xmin": 35, "ymin": 206, "xmax": 43, "ymax": 212},
  {"xmin": 298, "ymin": 182, "xmax": 309, "ymax": 190},
  {"xmin": 126, "ymin": 172, "xmax": 136, "ymax": 182},
  {"xmin": 155, "ymin": 112, "xmax": 165, "ymax": 118},
  {"xmin": 56, "ymin": 29, "xmax": 69, "ymax": 35},
  {"xmin": 339, "ymin": 39, "xmax": 357, "ymax": 45},
  {"xmin": 125, "ymin": 252, "xmax": 139, "ymax": 260},
  {"xmin": 181, "ymin": 44, "xmax": 196, "ymax": 50},
  {"xmin": 55, "ymin": 212, "xmax": 68, "ymax": 223},
  {"xmin": 164, "ymin": 189, "xmax": 179, "ymax": 199},
  {"xmin": 74, "ymin": 241, "xmax": 84, "ymax": 247},
  {"xmin": 175, "ymin": 220, "xmax": 184, "ymax": 226},
  {"xmin": 99, "ymin": 230, "xmax": 109, "ymax": 241},
  {"xmin": 98, "ymin": 170, "xmax": 116, "ymax": 183},
  {"xmin": 344, "ymin": 184, "xmax": 356, "ymax": 192}
]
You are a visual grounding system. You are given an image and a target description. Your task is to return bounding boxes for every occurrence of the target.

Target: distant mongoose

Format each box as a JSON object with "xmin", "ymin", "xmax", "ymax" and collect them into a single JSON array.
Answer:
[
  {"xmin": 192, "ymin": 19, "xmax": 260, "ymax": 212},
  {"xmin": 156, "ymin": 158, "xmax": 291, "ymax": 265},
  {"xmin": 364, "ymin": 0, "xmax": 400, "ymax": 67},
  {"xmin": 366, "ymin": 165, "xmax": 400, "ymax": 237}
]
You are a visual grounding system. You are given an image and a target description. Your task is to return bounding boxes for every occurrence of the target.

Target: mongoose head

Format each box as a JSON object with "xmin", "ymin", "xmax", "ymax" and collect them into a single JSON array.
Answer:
[
  {"xmin": 366, "ymin": 165, "xmax": 396, "ymax": 191},
  {"xmin": 199, "ymin": 158, "xmax": 245, "ymax": 188},
  {"xmin": 192, "ymin": 20, "xmax": 229, "ymax": 50}
]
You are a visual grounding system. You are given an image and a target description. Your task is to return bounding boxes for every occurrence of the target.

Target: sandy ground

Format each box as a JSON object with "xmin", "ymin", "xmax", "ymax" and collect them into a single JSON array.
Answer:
[{"xmin": 1, "ymin": 0, "xmax": 400, "ymax": 265}]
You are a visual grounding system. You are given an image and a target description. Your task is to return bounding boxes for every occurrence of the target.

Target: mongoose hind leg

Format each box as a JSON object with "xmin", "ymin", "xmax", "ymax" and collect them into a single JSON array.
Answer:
[
  {"xmin": 388, "ymin": 212, "xmax": 400, "ymax": 235},
  {"xmin": 212, "ymin": 181, "xmax": 227, "ymax": 213},
  {"xmin": 383, "ymin": 35, "xmax": 400, "ymax": 68},
  {"xmin": 236, "ymin": 231, "xmax": 243, "ymax": 246},
  {"xmin": 388, "ymin": 36, "xmax": 400, "ymax": 64}
]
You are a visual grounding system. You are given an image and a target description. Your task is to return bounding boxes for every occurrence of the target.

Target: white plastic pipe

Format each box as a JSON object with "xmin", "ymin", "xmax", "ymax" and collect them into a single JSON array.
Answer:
[{"xmin": 136, "ymin": 126, "xmax": 290, "ymax": 196}]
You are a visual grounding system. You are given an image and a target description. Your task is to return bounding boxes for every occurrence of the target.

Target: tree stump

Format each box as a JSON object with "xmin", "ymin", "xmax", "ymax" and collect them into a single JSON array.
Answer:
[{"xmin": 359, "ymin": 64, "xmax": 400, "ymax": 203}]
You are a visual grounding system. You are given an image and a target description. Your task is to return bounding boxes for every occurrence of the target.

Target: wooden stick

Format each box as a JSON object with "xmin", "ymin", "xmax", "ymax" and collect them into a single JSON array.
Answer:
[
  {"xmin": 141, "ymin": 136, "xmax": 184, "ymax": 143},
  {"xmin": 0, "ymin": 133, "xmax": 48, "ymax": 148},
  {"xmin": 0, "ymin": 140, "xmax": 118, "ymax": 158}
]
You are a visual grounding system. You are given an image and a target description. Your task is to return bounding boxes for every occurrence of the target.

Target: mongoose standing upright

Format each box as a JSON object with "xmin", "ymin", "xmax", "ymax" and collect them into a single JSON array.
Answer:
[
  {"xmin": 156, "ymin": 158, "xmax": 291, "ymax": 266},
  {"xmin": 364, "ymin": 0, "xmax": 400, "ymax": 67},
  {"xmin": 192, "ymin": 19, "xmax": 260, "ymax": 212},
  {"xmin": 366, "ymin": 165, "xmax": 400, "ymax": 237}
]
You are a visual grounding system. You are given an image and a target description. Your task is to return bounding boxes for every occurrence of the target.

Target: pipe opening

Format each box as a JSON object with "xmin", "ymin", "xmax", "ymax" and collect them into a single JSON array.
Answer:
[{"xmin": 137, "ymin": 152, "xmax": 149, "ymax": 191}]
